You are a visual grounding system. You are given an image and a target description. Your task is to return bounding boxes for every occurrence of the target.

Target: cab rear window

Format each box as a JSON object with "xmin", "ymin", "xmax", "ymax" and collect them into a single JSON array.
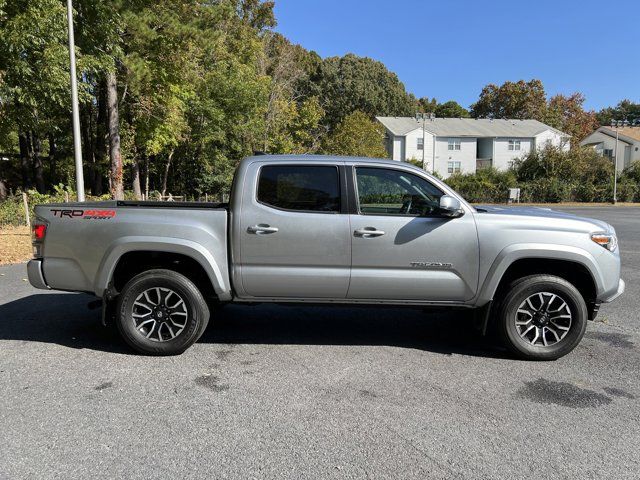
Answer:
[{"xmin": 257, "ymin": 165, "xmax": 340, "ymax": 213}]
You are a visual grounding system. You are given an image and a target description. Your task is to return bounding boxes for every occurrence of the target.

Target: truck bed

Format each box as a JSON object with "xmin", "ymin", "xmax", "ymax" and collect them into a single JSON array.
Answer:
[
  {"xmin": 41, "ymin": 200, "xmax": 229, "ymax": 210},
  {"xmin": 32, "ymin": 200, "xmax": 231, "ymax": 298}
]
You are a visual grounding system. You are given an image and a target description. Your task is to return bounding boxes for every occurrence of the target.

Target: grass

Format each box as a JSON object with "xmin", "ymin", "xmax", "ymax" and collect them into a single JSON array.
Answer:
[{"xmin": 0, "ymin": 226, "xmax": 31, "ymax": 265}]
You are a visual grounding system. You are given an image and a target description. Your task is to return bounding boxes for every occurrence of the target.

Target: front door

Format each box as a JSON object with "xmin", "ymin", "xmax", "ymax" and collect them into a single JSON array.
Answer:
[
  {"xmin": 348, "ymin": 166, "xmax": 479, "ymax": 301},
  {"xmin": 239, "ymin": 162, "xmax": 351, "ymax": 298}
]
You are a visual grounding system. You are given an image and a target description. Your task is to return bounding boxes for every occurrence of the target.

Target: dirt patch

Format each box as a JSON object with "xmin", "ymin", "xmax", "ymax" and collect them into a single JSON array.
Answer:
[{"xmin": 0, "ymin": 226, "xmax": 31, "ymax": 265}]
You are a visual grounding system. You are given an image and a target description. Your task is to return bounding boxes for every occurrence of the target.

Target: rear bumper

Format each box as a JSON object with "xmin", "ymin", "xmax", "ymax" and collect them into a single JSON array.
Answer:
[
  {"xmin": 27, "ymin": 259, "xmax": 49, "ymax": 290},
  {"xmin": 601, "ymin": 278, "xmax": 625, "ymax": 303}
]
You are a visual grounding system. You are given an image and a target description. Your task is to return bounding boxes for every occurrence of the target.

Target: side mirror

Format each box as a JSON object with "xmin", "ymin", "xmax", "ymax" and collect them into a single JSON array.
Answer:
[{"xmin": 439, "ymin": 195, "xmax": 464, "ymax": 218}]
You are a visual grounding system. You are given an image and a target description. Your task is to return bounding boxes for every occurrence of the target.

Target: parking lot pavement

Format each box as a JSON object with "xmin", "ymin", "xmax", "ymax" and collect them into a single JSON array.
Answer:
[{"xmin": 1, "ymin": 207, "xmax": 639, "ymax": 479}]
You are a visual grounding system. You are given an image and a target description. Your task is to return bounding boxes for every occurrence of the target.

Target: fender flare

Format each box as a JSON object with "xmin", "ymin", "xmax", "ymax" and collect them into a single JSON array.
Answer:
[
  {"xmin": 93, "ymin": 236, "xmax": 232, "ymax": 301},
  {"xmin": 475, "ymin": 243, "xmax": 604, "ymax": 305}
]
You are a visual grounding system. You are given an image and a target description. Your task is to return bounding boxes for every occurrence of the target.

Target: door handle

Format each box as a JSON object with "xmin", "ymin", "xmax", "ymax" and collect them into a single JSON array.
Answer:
[
  {"xmin": 354, "ymin": 227, "xmax": 385, "ymax": 238},
  {"xmin": 247, "ymin": 224, "xmax": 279, "ymax": 234}
]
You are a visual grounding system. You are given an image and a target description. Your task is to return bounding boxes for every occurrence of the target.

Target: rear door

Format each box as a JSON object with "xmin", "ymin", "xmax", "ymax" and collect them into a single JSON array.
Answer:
[
  {"xmin": 347, "ymin": 165, "xmax": 479, "ymax": 301},
  {"xmin": 238, "ymin": 161, "xmax": 351, "ymax": 298}
]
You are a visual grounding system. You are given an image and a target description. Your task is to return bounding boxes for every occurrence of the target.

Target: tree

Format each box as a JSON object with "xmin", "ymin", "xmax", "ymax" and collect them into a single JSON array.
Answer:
[
  {"xmin": 597, "ymin": 100, "xmax": 640, "ymax": 126},
  {"xmin": 417, "ymin": 97, "xmax": 438, "ymax": 113},
  {"xmin": 0, "ymin": 0, "xmax": 77, "ymax": 192},
  {"xmin": 260, "ymin": 33, "xmax": 323, "ymax": 154},
  {"xmin": 435, "ymin": 100, "xmax": 469, "ymax": 118},
  {"xmin": 545, "ymin": 93, "xmax": 598, "ymax": 145},
  {"xmin": 106, "ymin": 71, "xmax": 124, "ymax": 199},
  {"xmin": 470, "ymin": 79, "xmax": 547, "ymax": 120},
  {"xmin": 322, "ymin": 111, "xmax": 387, "ymax": 158},
  {"xmin": 308, "ymin": 54, "xmax": 417, "ymax": 128}
]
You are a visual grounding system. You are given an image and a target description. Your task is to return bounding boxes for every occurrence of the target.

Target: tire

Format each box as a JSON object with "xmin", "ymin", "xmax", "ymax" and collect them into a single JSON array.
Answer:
[
  {"xmin": 497, "ymin": 275, "xmax": 587, "ymax": 361},
  {"xmin": 116, "ymin": 269, "xmax": 210, "ymax": 355}
]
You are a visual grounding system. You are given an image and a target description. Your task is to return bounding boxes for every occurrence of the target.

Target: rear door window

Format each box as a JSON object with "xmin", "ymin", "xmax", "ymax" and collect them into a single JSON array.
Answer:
[{"xmin": 257, "ymin": 165, "xmax": 340, "ymax": 213}]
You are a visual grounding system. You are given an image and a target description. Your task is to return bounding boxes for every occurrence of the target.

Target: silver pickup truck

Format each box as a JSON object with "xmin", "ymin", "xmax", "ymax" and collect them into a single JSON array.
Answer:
[{"xmin": 27, "ymin": 155, "xmax": 624, "ymax": 359}]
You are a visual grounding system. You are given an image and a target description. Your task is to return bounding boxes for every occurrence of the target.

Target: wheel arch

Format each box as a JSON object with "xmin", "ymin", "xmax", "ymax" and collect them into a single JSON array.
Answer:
[
  {"xmin": 477, "ymin": 244, "xmax": 602, "ymax": 318},
  {"xmin": 94, "ymin": 237, "xmax": 232, "ymax": 301}
]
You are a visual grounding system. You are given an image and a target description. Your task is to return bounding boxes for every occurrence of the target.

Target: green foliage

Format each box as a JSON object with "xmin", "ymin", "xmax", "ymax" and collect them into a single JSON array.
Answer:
[
  {"xmin": 435, "ymin": 101, "xmax": 470, "ymax": 118},
  {"xmin": 618, "ymin": 162, "xmax": 640, "ymax": 202},
  {"xmin": 513, "ymin": 146, "xmax": 615, "ymax": 202},
  {"xmin": 405, "ymin": 158, "xmax": 424, "ymax": 169},
  {"xmin": 596, "ymin": 100, "xmax": 640, "ymax": 126},
  {"xmin": 308, "ymin": 54, "xmax": 417, "ymax": 128},
  {"xmin": 443, "ymin": 146, "xmax": 629, "ymax": 204},
  {"xmin": 445, "ymin": 168, "xmax": 517, "ymax": 203},
  {"xmin": 0, "ymin": 185, "xmax": 111, "ymax": 227},
  {"xmin": 322, "ymin": 111, "xmax": 388, "ymax": 158},
  {"xmin": 0, "ymin": 194, "xmax": 26, "ymax": 227},
  {"xmin": 470, "ymin": 80, "xmax": 599, "ymax": 144},
  {"xmin": 471, "ymin": 80, "xmax": 547, "ymax": 120}
]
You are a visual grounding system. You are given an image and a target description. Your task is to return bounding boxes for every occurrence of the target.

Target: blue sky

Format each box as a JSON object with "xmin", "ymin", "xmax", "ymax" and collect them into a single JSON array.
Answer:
[{"xmin": 274, "ymin": 0, "xmax": 639, "ymax": 111}]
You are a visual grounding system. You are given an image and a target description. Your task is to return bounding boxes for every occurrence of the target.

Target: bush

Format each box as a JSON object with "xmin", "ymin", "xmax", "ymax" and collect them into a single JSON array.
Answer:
[
  {"xmin": 440, "ymin": 145, "xmax": 640, "ymax": 204},
  {"xmin": 0, "ymin": 194, "xmax": 27, "ymax": 227},
  {"xmin": 445, "ymin": 168, "xmax": 516, "ymax": 203},
  {"xmin": 0, "ymin": 185, "xmax": 111, "ymax": 228},
  {"xmin": 510, "ymin": 145, "xmax": 615, "ymax": 203},
  {"xmin": 616, "ymin": 178, "xmax": 639, "ymax": 202},
  {"xmin": 519, "ymin": 177, "xmax": 575, "ymax": 203}
]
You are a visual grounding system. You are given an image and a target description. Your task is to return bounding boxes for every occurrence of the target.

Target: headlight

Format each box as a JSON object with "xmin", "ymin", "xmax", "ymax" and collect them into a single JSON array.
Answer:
[{"xmin": 591, "ymin": 233, "xmax": 617, "ymax": 252}]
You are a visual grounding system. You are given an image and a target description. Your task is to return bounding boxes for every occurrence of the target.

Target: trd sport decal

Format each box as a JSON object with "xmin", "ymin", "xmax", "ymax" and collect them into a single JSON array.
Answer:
[{"xmin": 51, "ymin": 209, "xmax": 116, "ymax": 220}]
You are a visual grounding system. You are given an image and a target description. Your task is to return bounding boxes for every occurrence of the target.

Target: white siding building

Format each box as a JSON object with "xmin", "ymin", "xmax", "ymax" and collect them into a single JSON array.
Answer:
[
  {"xmin": 580, "ymin": 127, "xmax": 640, "ymax": 172},
  {"xmin": 376, "ymin": 117, "xmax": 570, "ymax": 178}
]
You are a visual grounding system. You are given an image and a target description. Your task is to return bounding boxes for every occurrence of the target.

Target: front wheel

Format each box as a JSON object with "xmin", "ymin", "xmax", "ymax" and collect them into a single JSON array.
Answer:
[
  {"xmin": 116, "ymin": 269, "xmax": 210, "ymax": 355},
  {"xmin": 497, "ymin": 275, "xmax": 588, "ymax": 360}
]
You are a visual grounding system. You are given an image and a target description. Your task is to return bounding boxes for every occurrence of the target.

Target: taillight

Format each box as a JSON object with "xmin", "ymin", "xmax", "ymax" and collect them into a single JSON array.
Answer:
[
  {"xmin": 33, "ymin": 224, "xmax": 47, "ymax": 241},
  {"xmin": 32, "ymin": 223, "xmax": 47, "ymax": 258}
]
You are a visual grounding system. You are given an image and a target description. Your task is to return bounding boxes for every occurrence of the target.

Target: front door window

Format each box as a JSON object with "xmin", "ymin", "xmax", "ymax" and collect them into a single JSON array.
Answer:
[{"xmin": 355, "ymin": 167, "xmax": 443, "ymax": 216}]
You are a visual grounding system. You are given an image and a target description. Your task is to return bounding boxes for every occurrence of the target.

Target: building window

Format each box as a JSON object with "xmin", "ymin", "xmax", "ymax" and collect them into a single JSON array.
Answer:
[
  {"xmin": 603, "ymin": 148, "xmax": 614, "ymax": 159},
  {"xmin": 447, "ymin": 138, "xmax": 461, "ymax": 151},
  {"xmin": 508, "ymin": 139, "xmax": 521, "ymax": 151},
  {"xmin": 447, "ymin": 161, "xmax": 461, "ymax": 174},
  {"xmin": 417, "ymin": 137, "xmax": 424, "ymax": 150}
]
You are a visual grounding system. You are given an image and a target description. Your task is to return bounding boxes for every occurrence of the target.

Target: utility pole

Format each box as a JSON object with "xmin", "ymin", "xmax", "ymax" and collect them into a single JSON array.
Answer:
[{"xmin": 66, "ymin": 0, "xmax": 85, "ymax": 201}]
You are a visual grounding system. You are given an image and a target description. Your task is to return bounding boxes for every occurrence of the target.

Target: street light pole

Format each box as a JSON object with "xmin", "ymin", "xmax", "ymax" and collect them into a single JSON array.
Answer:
[
  {"xmin": 613, "ymin": 127, "xmax": 619, "ymax": 204},
  {"xmin": 66, "ymin": 0, "xmax": 85, "ymax": 202},
  {"xmin": 415, "ymin": 112, "xmax": 435, "ymax": 172}
]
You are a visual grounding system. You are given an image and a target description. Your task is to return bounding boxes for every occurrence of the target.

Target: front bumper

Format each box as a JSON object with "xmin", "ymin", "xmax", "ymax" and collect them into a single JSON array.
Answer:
[
  {"xmin": 27, "ymin": 259, "xmax": 49, "ymax": 290},
  {"xmin": 601, "ymin": 278, "xmax": 625, "ymax": 303}
]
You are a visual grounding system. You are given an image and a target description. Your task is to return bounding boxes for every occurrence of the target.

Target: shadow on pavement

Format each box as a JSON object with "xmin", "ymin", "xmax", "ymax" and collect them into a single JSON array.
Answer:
[{"xmin": 0, "ymin": 294, "xmax": 507, "ymax": 358}]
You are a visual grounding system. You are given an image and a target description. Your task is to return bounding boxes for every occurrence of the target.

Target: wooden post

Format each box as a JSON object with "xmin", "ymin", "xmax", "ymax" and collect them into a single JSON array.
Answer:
[
  {"xmin": 205, "ymin": 193, "xmax": 208, "ymax": 202},
  {"xmin": 64, "ymin": 191, "xmax": 70, "ymax": 203},
  {"xmin": 22, "ymin": 192, "xmax": 30, "ymax": 226}
]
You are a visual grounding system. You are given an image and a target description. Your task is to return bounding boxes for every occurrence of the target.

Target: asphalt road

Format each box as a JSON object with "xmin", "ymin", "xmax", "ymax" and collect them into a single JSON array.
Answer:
[{"xmin": 1, "ymin": 206, "xmax": 639, "ymax": 479}]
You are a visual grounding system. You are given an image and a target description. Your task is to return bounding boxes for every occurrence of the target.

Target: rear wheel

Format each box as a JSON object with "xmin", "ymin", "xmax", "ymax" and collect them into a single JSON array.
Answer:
[
  {"xmin": 116, "ymin": 269, "xmax": 209, "ymax": 355},
  {"xmin": 498, "ymin": 275, "xmax": 587, "ymax": 360}
]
